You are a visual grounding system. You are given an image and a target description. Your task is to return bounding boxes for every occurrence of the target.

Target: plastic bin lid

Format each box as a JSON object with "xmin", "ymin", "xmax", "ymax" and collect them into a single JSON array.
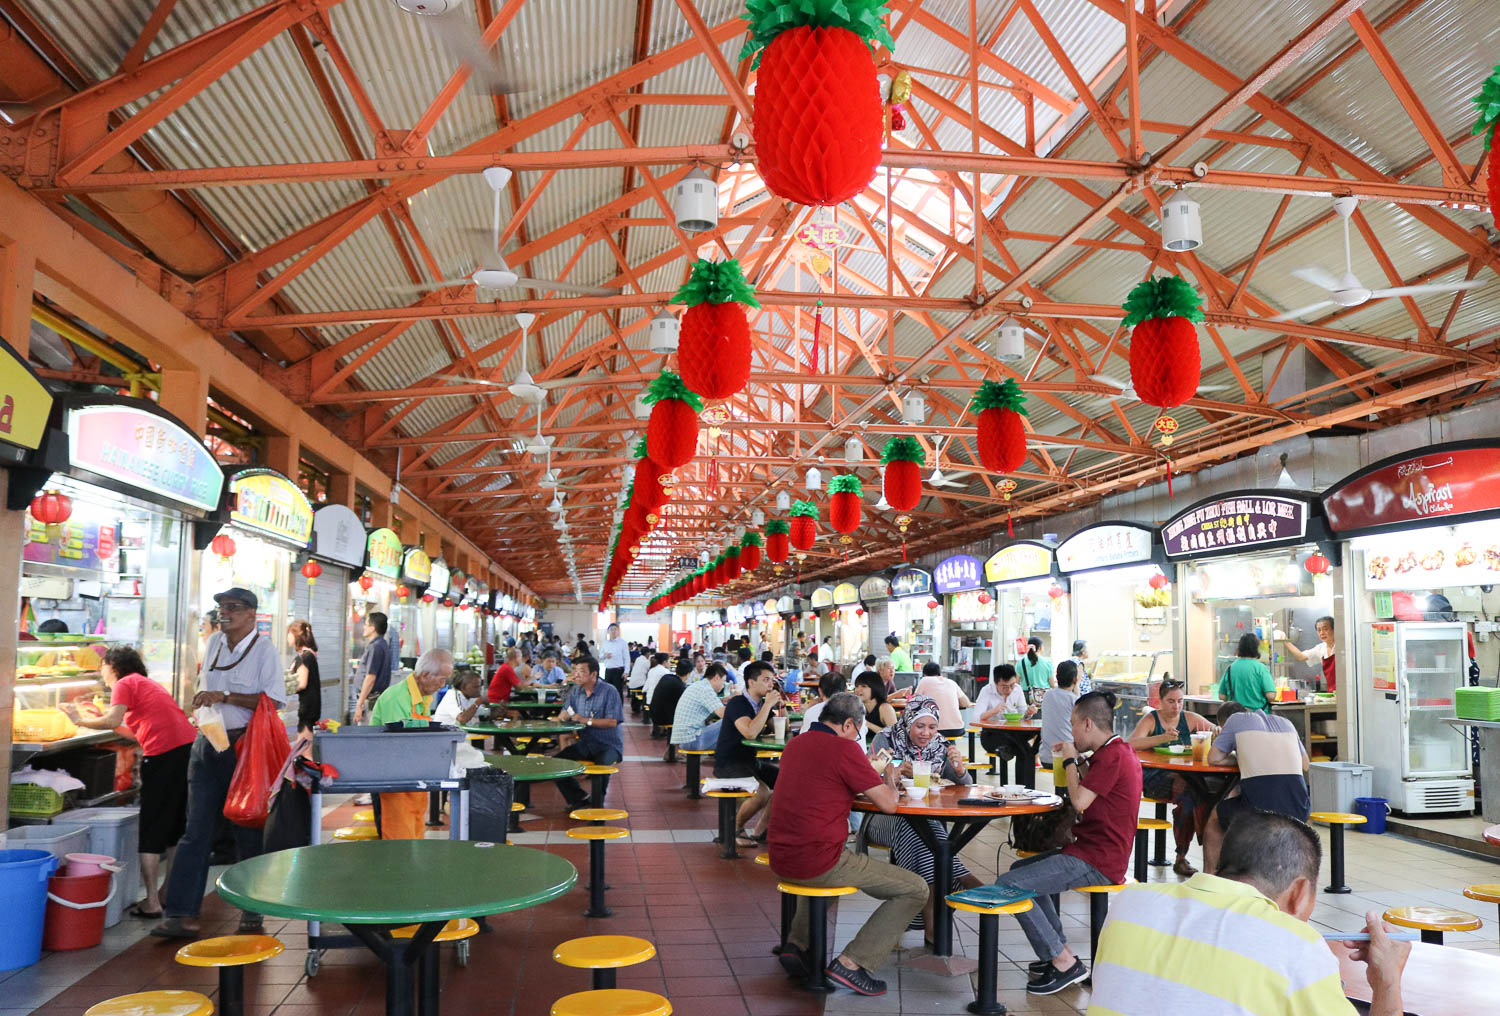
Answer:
[
  {"xmin": 61, "ymin": 807, "xmax": 141, "ymax": 823},
  {"xmin": 1310, "ymin": 761, "xmax": 1372, "ymax": 771}
]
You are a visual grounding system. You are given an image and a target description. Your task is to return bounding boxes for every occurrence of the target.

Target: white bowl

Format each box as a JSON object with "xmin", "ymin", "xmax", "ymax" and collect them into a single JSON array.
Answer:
[{"xmin": 907, "ymin": 785, "xmax": 929, "ymax": 800}]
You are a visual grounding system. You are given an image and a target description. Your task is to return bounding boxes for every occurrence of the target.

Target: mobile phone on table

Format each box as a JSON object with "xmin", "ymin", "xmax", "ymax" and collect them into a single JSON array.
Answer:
[{"xmin": 1320, "ymin": 931, "xmax": 1420, "ymax": 942}]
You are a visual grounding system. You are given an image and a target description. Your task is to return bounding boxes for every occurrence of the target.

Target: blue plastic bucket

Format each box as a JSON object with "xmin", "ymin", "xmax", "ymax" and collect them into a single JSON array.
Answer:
[
  {"xmin": 0, "ymin": 849, "xmax": 60, "ymax": 970},
  {"xmin": 1353, "ymin": 796, "xmax": 1390, "ymax": 834}
]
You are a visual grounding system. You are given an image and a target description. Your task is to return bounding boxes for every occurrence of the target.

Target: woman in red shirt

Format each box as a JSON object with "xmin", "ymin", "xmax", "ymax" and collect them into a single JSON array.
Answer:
[{"xmin": 62, "ymin": 646, "xmax": 196, "ymax": 918}]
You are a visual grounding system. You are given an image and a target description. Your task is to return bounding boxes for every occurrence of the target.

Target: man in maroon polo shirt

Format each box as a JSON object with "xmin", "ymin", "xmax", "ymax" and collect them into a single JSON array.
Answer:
[{"xmin": 768, "ymin": 692, "xmax": 928, "ymax": 997}]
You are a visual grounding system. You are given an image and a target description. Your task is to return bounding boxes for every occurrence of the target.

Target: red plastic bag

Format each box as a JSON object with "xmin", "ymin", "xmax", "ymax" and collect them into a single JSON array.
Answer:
[{"xmin": 224, "ymin": 694, "xmax": 291, "ymax": 829}]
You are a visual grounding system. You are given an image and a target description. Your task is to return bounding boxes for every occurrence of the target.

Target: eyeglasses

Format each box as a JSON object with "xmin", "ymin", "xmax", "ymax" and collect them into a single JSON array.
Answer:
[
  {"xmin": 1162, "ymin": 679, "xmax": 1185, "ymax": 691},
  {"xmin": 217, "ymin": 603, "xmax": 252, "ymax": 615}
]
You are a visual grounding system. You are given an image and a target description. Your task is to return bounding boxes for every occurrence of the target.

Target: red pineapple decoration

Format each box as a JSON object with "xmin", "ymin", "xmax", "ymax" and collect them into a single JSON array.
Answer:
[
  {"xmin": 740, "ymin": 531, "xmax": 763, "ymax": 571},
  {"xmin": 1121, "ymin": 276, "xmax": 1204, "ymax": 409},
  {"xmin": 643, "ymin": 371, "xmax": 704, "ymax": 470},
  {"xmin": 670, "ymin": 259, "xmax": 759, "ymax": 400},
  {"xmin": 970, "ymin": 378, "xmax": 1029, "ymax": 474},
  {"xmin": 1473, "ymin": 66, "xmax": 1500, "ymax": 229},
  {"xmin": 741, "ymin": 0, "xmax": 891, "ymax": 207},
  {"xmin": 827, "ymin": 474, "xmax": 862, "ymax": 534},
  {"xmin": 725, "ymin": 545, "xmax": 743, "ymax": 580},
  {"xmin": 630, "ymin": 439, "xmax": 671, "ymax": 518},
  {"xmin": 765, "ymin": 519, "xmax": 791, "ymax": 563},
  {"xmin": 880, "ymin": 436, "xmax": 925, "ymax": 511},
  {"xmin": 788, "ymin": 500, "xmax": 820, "ymax": 550}
]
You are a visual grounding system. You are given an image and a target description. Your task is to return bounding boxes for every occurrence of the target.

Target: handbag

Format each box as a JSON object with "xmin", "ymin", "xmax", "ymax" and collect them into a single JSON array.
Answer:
[{"xmin": 1007, "ymin": 802, "xmax": 1077, "ymax": 854}]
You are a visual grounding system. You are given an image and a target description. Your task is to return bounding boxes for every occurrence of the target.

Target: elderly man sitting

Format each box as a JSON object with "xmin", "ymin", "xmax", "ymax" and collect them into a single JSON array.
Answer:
[{"xmin": 370, "ymin": 648, "xmax": 454, "ymax": 839}]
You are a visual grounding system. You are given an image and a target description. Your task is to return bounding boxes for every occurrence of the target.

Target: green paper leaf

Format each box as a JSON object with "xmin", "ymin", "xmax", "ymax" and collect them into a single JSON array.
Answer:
[
  {"xmin": 968, "ymin": 378, "xmax": 1028, "ymax": 416},
  {"xmin": 828, "ymin": 473, "xmax": 863, "ymax": 494},
  {"xmin": 642, "ymin": 370, "xmax": 705, "ymax": 411},
  {"xmin": 669, "ymin": 258, "xmax": 761, "ymax": 308},
  {"xmin": 788, "ymin": 499, "xmax": 820, "ymax": 519},
  {"xmin": 1470, "ymin": 65, "xmax": 1500, "ymax": 151},
  {"xmin": 632, "ymin": 437, "xmax": 649, "ymax": 459},
  {"xmin": 1120, "ymin": 275, "xmax": 1205, "ymax": 328},
  {"xmin": 739, "ymin": 0, "xmax": 894, "ymax": 68},
  {"xmin": 741, "ymin": 531, "xmax": 764, "ymax": 547},
  {"xmin": 766, "ymin": 519, "xmax": 792, "ymax": 535},
  {"xmin": 726, "ymin": 545, "xmax": 741, "ymax": 557},
  {"xmin": 880, "ymin": 436, "xmax": 926, "ymax": 466}
]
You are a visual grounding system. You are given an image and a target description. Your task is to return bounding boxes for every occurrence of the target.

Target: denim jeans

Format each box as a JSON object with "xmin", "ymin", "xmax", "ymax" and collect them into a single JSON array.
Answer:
[
  {"xmin": 164, "ymin": 733, "xmax": 265, "ymax": 919},
  {"xmin": 994, "ymin": 849, "xmax": 1106, "ymax": 961},
  {"xmin": 556, "ymin": 742, "xmax": 624, "ymax": 805},
  {"xmin": 682, "ymin": 720, "xmax": 721, "ymax": 750}
]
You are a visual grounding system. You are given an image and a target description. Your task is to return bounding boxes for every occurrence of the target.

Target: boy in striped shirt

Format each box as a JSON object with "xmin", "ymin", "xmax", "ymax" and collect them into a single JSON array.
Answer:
[{"xmin": 1089, "ymin": 812, "xmax": 1409, "ymax": 1016}]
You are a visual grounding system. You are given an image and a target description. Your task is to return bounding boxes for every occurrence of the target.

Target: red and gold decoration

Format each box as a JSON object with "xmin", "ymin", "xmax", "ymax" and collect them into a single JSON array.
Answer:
[
  {"xmin": 895, "ymin": 512, "xmax": 912, "ymax": 561},
  {"xmin": 880, "ymin": 436, "xmax": 925, "ymax": 511},
  {"xmin": 357, "ymin": 574, "xmax": 374, "ymax": 592},
  {"xmin": 1154, "ymin": 415, "xmax": 1179, "ymax": 446},
  {"xmin": 1047, "ymin": 583, "xmax": 1065, "ymax": 601},
  {"xmin": 766, "ymin": 519, "xmax": 792, "ymax": 563},
  {"xmin": 828, "ymin": 474, "xmax": 863, "ymax": 534},
  {"xmin": 670, "ymin": 258, "xmax": 759, "ymax": 400},
  {"xmin": 970, "ymin": 377, "xmax": 1029, "ymax": 474},
  {"xmin": 299, "ymin": 559, "xmax": 322, "ymax": 589},
  {"xmin": 885, "ymin": 68, "xmax": 912, "ymax": 134},
  {"xmin": 209, "ymin": 533, "xmax": 237, "ymax": 562},
  {"xmin": 788, "ymin": 499, "xmax": 820, "ymax": 550},
  {"xmin": 1148, "ymin": 572, "xmax": 1170, "ymax": 590},
  {"xmin": 1121, "ymin": 276, "xmax": 1204, "ymax": 408},
  {"xmin": 724, "ymin": 544, "xmax": 743, "ymax": 580},
  {"xmin": 740, "ymin": 531, "xmax": 763, "ymax": 571},
  {"xmin": 28, "ymin": 489, "xmax": 73, "ymax": 541},
  {"xmin": 1304, "ymin": 552, "xmax": 1331, "ymax": 575},
  {"xmin": 740, "ymin": 0, "xmax": 892, "ymax": 207},
  {"xmin": 396, "ymin": 584, "xmax": 411, "ymax": 603},
  {"xmin": 1472, "ymin": 65, "xmax": 1500, "ymax": 228},
  {"xmin": 643, "ymin": 370, "xmax": 704, "ymax": 470}
]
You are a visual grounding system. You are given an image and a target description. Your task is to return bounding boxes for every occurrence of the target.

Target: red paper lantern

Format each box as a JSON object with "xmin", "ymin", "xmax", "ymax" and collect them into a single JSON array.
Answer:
[
  {"xmin": 828, "ymin": 474, "xmax": 862, "ymax": 534},
  {"xmin": 299, "ymin": 560, "xmax": 322, "ymax": 588},
  {"xmin": 396, "ymin": 584, "xmax": 411, "ymax": 602},
  {"xmin": 29, "ymin": 489, "xmax": 72, "ymax": 526},
  {"xmin": 765, "ymin": 521, "xmax": 791, "ymax": 564},
  {"xmin": 976, "ymin": 592, "xmax": 992, "ymax": 605},
  {"xmin": 788, "ymin": 503, "xmax": 819, "ymax": 551},
  {"xmin": 855, "ymin": 607, "xmax": 865, "ymax": 617},
  {"xmin": 1047, "ymin": 584, "xmax": 1065, "ymax": 600},
  {"xmin": 1304, "ymin": 553, "xmax": 1331, "ymax": 575},
  {"xmin": 926, "ymin": 599, "xmax": 939, "ymax": 610},
  {"xmin": 422, "ymin": 593, "xmax": 435, "ymax": 604},
  {"xmin": 830, "ymin": 609, "xmax": 840, "ymax": 620},
  {"xmin": 358, "ymin": 574, "xmax": 374, "ymax": 592},
  {"xmin": 1148, "ymin": 573, "xmax": 1170, "ymax": 590},
  {"xmin": 209, "ymin": 533, "xmax": 236, "ymax": 560},
  {"xmin": 880, "ymin": 437, "xmax": 925, "ymax": 512},
  {"xmin": 971, "ymin": 379, "xmax": 1029, "ymax": 474},
  {"xmin": 671, "ymin": 260, "xmax": 758, "ymax": 401},
  {"xmin": 1471, "ymin": 68, "xmax": 1500, "ymax": 230}
]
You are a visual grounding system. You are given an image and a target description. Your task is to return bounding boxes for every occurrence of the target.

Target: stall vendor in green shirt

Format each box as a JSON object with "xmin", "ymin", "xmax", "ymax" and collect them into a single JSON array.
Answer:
[
  {"xmin": 370, "ymin": 649, "xmax": 453, "ymax": 839},
  {"xmin": 1017, "ymin": 636, "xmax": 1053, "ymax": 699},
  {"xmin": 884, "ymin": 634, "xmax": 913, "ymax": 673},
  {"xmin": 1217, "ymin": 633, "xmax": 1277, "ymax": 713}
]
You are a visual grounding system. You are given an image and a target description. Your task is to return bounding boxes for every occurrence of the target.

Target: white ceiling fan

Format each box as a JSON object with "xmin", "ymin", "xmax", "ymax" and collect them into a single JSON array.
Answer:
[
  {"xmin": 393, "ymin": 0, "xmax": 526, "ymax": 96},
  {"xmin": 1270, "ymin": 196, "xmax": 1484, "ymax": 321},
  {"xmin": 1087, "ymin": 373, "xmax": 1229, "ymax": 402},
  {"xmin": 388, "ymin": 170, "xmax": 619, "ymax": 298},
  {"xmin": 926, "ymin": 436, "xmax": 975, "ymax": 488},
  {"xmin": 521, "ymin": 408, "xmax": 592, "ymax": 458}
]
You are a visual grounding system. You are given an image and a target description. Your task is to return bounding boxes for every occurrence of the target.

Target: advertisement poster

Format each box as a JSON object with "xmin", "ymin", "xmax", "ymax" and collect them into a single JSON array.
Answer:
[
  {"xmin": 24, "ymin": 517, "xmax": 120, "ymax": 572},
  {"xmin": 1358, "ymin": 520, "xmax": 1500, "ymax": 590},
  {"xmin": 1370, "ymin": 622, "xmax": 1396, "ymax": 692}
]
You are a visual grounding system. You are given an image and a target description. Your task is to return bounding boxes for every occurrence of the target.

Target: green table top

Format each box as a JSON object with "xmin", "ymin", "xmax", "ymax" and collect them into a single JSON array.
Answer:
[
  {"xmin": 462, "ymin": 720, "xmax": 584, "ymax": 736},
  {"xmin": 743, "ymin": 736, "xmax": 791, "ymax": 751},
  {"xmin": 485, "ymin": 753, "xmax": 586, "ymax": 781},
  {"xmin": 502, "ymin": 701, "xmax": 563, "ymax": 712},
  {"xmin": 216, "ymin": 841, "xmax": 576, "ymax": 924}
]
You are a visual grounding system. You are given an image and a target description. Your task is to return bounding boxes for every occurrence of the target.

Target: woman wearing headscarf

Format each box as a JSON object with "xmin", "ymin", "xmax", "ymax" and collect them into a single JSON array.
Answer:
[{"xmin": 866, "ymin": 696, "xmax": 979, "ymax": 939}]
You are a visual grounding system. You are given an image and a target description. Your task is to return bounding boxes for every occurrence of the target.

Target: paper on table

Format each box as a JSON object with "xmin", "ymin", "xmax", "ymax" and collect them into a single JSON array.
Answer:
[{"xmin": 702, "ymin": 778, "xmax": 759, "ymax": 794}]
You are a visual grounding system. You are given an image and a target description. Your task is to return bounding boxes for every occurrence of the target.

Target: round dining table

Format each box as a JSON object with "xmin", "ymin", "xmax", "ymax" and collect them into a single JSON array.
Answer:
[
  {"xmin": 1134, "ymin": 747, "xmax": 1240, "ymax": 812},
  {"xmin": 218, "ymin": 840, "xmax": 576, "ymax": 1016},
  {"xmin": 461, "ymin": 719, "xmax": 583, "ymax": 755},
  {"xmin": 1340, "ymin": 940, "xmax": 1500, "ymax": 1015},
  {"xmin": 851, "ymin": 785, "xmax": 1060, "ymax": 975},
  {"xmin": 486, "ymin": 752, "xmax": 586, "ymax": 824},
  {"xmin": 973, "ymin": 719, "xmax": 1043, "ymax": 783}
]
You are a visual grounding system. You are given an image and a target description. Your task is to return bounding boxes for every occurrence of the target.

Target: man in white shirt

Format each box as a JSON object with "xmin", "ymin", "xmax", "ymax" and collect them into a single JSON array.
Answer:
[
  {"xmin": 600, "ymin": 623, "xmax": 630, "ymax": 699},
  {"xmin": 155, "ymin": 587, "xmax": 285, "ymax": 939},
  {"xmin": 974, "ymin": 664, "xmax": 1039, "ymax": 788},
  {"xmin": 644, "ymin": 653, "xmax": 672, "ymax": 704},
  {"xmin": 626, "ymin": 650, "xmax": 650, "ymax": 714},
  {"xmin": 434, "ymin": 669, "xmax": 484, "ymax": 726},
  {"xmin": 803, "ymin": 670, "xmax": 866, "ymax": 741}
]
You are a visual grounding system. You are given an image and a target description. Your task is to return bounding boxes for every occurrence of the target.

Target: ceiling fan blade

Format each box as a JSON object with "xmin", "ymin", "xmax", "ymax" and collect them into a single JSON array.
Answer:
[
  {"xmin": 434, "ymin": 374, "xmax": 506, "ymax": 388},
  {"xmin": 1367, "ymin": 280, "xmax": 1485, "ymax": 300},
  {"xmin": 512, "ymin": 275, "xmax": 620, "ymax": 297},
  {"xmin": 419, "ymin": 11, "xmax": 527, "ymax": 95},
  {"xmin": 1290, "ymin": 265, "xmax": 1342, "ymax": 292},
  {"xmin": 384, "ymin": 278, "xmax": 473, "ymax": 294},
  {"xmin": 1087, "ymin": 373, "xmax": 1130, "ymax": 390},
  {"xmin": 1268, "ymin": 300, "xmax": 1337, "ymax": 322},
  {"xmin": 1195, "ymin": 384, "xmax": 1231, "ymax": 392}
]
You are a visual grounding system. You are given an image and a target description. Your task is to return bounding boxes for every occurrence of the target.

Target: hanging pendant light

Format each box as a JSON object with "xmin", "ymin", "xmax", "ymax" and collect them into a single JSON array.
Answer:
[
  {"xmin": 843, "ymin": 436, "xmax": 864, "ymax": 464},
  {"xmin": 776, "ymin": 490, "xmax": 791, "ymax": 512},
  {"xmin": 1160, "ymin": 193, "xmax": 1203, "ymax": 252},
  {"xmin": 901, "ymin": 391, "xmax": 926, "ymax": 425},
  {"xmin": 648, "ymin": 309, "xmax": 680, "ymax": 355},
  {"xmin": 994, "ymin": 317, "xmax": 1027, "ymax": 364},
  {"xmin": 673, "ymin": 168, "xmax": 718, "ymax": 233}
]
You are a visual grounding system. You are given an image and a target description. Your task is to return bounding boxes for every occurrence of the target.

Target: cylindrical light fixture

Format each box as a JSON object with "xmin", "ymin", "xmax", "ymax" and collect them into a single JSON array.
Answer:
[
  {"xmin": 648, "ymin": 309, "xmax": 679, "ymax": 355},
  {"xmin": 632, "ymin": 393, "xmax": 651, "ymax": 420},
  {"xmin": 901, "ymin": 391, "xmax": 926, "ymax": 425},
  {"xmin": 1160, "ymin": 193, "xmax": 1203, "ymax": 252},
  {"xmin": 843, "ymin": 436, "xmax": 863, "ymax": 463},
  {"xmin": 673, "ymin": 168, "xmax": 718, "ymax": 234},
  {"xmin": 805, "ymin": 466, "xmax": 822, "ymax": 491},
  {"xmin": 994, "ymin": 317, "xmax": 1027, "ymax": 364},
  {"xmin": 776, "ymin": 490, "xmax": 791, "ymax": 512}
]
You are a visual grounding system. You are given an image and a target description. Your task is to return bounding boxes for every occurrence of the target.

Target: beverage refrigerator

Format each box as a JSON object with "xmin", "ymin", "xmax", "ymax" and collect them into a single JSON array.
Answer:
[{"xmin": 1356, "ymin": 620, "xmax": 1473, "ymax": 814}]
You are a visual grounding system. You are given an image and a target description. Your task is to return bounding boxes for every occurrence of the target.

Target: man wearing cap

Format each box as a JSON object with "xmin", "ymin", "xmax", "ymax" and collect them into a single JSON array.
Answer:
[
  {"xmin": 154, "ymin": 587, "xmax": 285, "ymax": 939},
  {"xmin": 370, "ymin": 649, "xmax": 454, "ymax": 839}
]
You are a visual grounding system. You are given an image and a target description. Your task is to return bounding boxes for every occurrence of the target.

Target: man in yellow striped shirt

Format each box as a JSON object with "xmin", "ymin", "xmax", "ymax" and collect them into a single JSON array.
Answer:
[{"xmin": 1089, "ymin": 812, "xmax": 1409, "ymax": 1016}]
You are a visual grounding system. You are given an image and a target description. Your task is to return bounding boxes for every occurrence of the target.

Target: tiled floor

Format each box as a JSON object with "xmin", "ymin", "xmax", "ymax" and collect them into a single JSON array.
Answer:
[{"xmin": 6, "ymin": 714, "xmax": 1498, "ymax": 1015}]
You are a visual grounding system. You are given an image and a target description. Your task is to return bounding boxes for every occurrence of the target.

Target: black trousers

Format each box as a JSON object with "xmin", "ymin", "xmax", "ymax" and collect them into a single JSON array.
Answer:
[
  {"xmin": 980, "ymin": 729, "xmax": 1037, "ymax": 789},
  {"xmin": 604, "ymin": 668, "xmax": 626, "ymax": 700}
]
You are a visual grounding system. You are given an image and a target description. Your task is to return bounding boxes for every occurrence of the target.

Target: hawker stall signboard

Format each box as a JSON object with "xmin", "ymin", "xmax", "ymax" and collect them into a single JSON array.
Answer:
[
  {"xmin": 67, "ymin": 402, "xmax": 223, "ymax": 514},
  {"xmin": 229, "ymin": 469, "xmax": 314, "ymax": 546},
  {"xmin": 310, "ymin": 504, "xmax": 366, "ymax": 568},
  {"xmin": 365, "ymin": 528, "xmax": 402, "ymax": 579},
  {"xmin": 1358, "ymin": 521, "xmax": 1500, "ymax": 591},
  {"xmin": 934, "ymin": 554, "xmax": 984, "ymax": 594},
  {"xmin": 984, "ymin": 543, "xmax": 1053, "ymax": 584},
  {"xmin": 401, "ymin": 547, "xmax": 432, "ymax": 587},
  {"xmin": 1057, "ymin": 523, "xmax": 1156, "ymax": 574},
  {"xmin": 859, "ymin": 574, "xmax": 892, "ymax": 602},
  {"xmin": 810, "ymin": 586, "xmax": 835, "ymax": 609},
  {"xmin": 890, "ymin": 567, "xmax": 933, "ymax": 599},
  {"xmin": 833, "ymin": 582, "xmax": 861, "ymax": 605},
  {"xmin": 428, "ymin": 558, "xmax": 451, "ymax": 598},
  {"xmin": 0, "ymin": 336, "xmax": 52, "ymax": 457},
  {"xmin": 1322, "ymin": 442, "xmax": 1500, "ymax": 537},
  {"xmin": 1163, "ymin": 493, "xmax": 1310, "ymax": 558}
]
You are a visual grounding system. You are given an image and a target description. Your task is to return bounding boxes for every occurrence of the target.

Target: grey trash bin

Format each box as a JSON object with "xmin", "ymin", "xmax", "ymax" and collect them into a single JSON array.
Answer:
[{"xmin": 1309, "ymin": 762, "xmax": 1373, "ymax": 815}]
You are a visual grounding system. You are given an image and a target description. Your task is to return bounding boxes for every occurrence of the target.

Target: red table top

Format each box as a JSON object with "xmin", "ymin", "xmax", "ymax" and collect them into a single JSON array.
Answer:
[
  {"xmin": 1134, "ymin": 748, "xmax": 1239, "ymax": 774},
  {"xmin": 851, "ymin": 783, "xmax": 1060, "ymax": 819}
]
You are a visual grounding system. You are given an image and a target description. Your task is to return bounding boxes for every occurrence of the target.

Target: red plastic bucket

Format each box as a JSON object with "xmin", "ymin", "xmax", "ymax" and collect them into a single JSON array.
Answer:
[{"xmin": 42, "ymin": 871, "xmax": 114, "ymax": 951}]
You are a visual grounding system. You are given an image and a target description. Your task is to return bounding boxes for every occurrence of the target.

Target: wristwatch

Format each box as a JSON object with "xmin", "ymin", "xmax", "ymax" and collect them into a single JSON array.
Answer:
[
  {"xmin": 587, "ymin": 717, "xmax": 593, "ymax": 727},
  {"xmin": 1063, "ymin": 757, "xmax": 1079, "ymax": 769}
]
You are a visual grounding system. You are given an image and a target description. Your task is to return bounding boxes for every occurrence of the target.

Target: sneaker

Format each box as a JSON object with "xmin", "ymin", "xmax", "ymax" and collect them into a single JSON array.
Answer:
[
  {"xmin": 1027, "ymin": 959, "xmax": 1052, "ymax": 977},
  {"xmin": 1173, "ymin": 857, "xmax": 1198, "ymax": 878},
  {"xmin": 1027, "ymin": 958, "xmax": 1089, "ymax": 995},
  {"xmin": 825, "ymin": 959, "xmax": 886, "ymax": 996},
  {"xmin": 778, "ymin": 947, "xmax": 810, "ymax": 979},
  {"xmin": 236, "ymin": 912, "xmax": 264, "ymax": 934}
]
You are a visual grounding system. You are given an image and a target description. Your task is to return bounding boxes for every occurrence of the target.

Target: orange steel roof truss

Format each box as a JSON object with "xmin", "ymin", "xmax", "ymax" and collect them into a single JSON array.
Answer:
[{"xmin": 4, "ymin": 0, "xmax": 1499, "ymax": 602}]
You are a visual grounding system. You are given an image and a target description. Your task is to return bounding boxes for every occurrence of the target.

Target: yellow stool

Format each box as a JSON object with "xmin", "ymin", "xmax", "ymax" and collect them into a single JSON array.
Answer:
[
  {"xmin": 390, "ymin": 918, "xmax": 479, "ymax": 1003},
  {"xmin": 755, "ymin": 750, "xmax": 782, "ymax": 759},
  {"xmin": 1077, "ymin": 884, "xmax": 1126, "ymax": 958},
  {"xmin": 680, "ymin": 749, "xmax": 714, "ymax": 798},
  {"xmin": 353, "ymin": 809, "xmax": 374, "ymax": 822},
  {"xmin": 512, "ymin": 801, "xmax": 526, "ymax": 812},
  {"xmin": 946, "ymin": 895, "xmax": 1035, "ymax": 1011},
  {"xmin": 1142, "ymin": 796, "xmax": 1173, "ymax": 867},
  {"xmin": 570, "ymin": 808, "xmax": 629, "ymax": 825},
  {"xmin": 584, "ymin": 764, "xmax": 618, "ymax": 808},
  {"xmin": 84, "ymin": 991, "xmax": 213, "ymax": 1016},
  {"xmin": 175, "ymin": 935, "xmax": 282, "ymax": 1016},
  {"xmin": 1134, "ymin": 818, "xmax": 1172, "ymax": 882},
  {"xmin": 553, "ymin": 934, "xmax": 656, "ymax": 989},
  {"xmin": 1463, "ymin": 884, "xmax": 1500, "ymax": 946},
  {"xmin": 777, "ymin": 883, "xmax": 857, "ymax": 992},
  {"xmin": 567, "ymin": 826, "xmax": 630, "ymax": 918},
  {"xmin": 1383, "ymin": 905, "xmax": 1483, "ymax": 945},
  {"xmin": 706, "ymin": 789, "xmax": 752, "ymax": 860},
  {"xmin": 333, "ymin": 824, "xmax": 377, "ymax": 842},
  {"xmin": 966, "ymin": 726, "xmax": 981, "ymax": 764},
  {"xmin": 551, "ymin": 988, "xmax": 672, "ymax": 1016},
  {"xmin": 1310, "ymin": 811, "xmax": 1367, "ymax": 894},
  {"xmin": 661, "ymin": 727, "xmax": 676, "ymax": 763}
]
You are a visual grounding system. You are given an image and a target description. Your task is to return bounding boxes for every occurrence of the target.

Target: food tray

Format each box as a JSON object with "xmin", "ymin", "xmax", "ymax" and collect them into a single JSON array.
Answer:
[{"xmin": 1455, "ymin": 687, "xmax": 1500, "ymax": 721}]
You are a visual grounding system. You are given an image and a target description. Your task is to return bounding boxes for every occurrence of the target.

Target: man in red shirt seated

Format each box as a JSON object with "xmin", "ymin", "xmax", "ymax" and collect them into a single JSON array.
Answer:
[
  {"xmin": 994, "ymin": 690, "xmax": 1142, "ymax": 996},
  {"xmin": 768, "ymin": 692, "xmax": 927, "ymax": 997},
  {"xmin": 486, "ymin": 648, "xmax": 530, "ymax": 704}
]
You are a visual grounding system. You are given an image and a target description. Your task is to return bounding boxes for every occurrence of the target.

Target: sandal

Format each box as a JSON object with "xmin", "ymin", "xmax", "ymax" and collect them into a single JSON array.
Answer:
[
  {"xmin": 127, "ymin": 902, "xmax": 163, "ymax": 919},
  {"xmin": 735, "ymin": 835, "xmax": 759, "ymax": 849},
  {"xmin": 150, "ymin": 917, "xmax": 200, "ymax": 940}
]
